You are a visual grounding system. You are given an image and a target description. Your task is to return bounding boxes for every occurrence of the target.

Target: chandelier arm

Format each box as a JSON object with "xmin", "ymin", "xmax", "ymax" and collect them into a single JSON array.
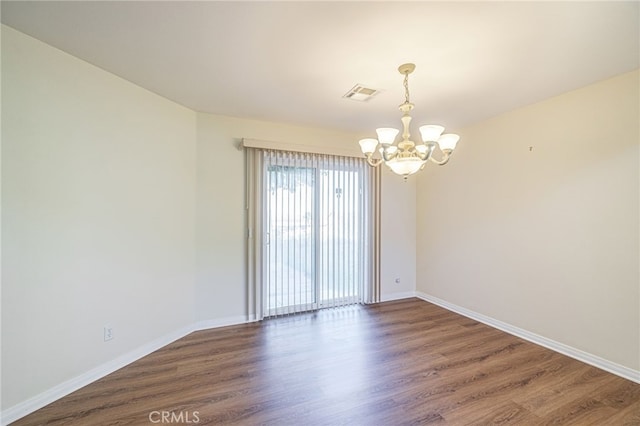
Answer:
[
  {"xmin": 415, "ymin": 151, "xmax": 430, "ymax": 161},
  {"xmin": 381, "ymin": 149, "xmax": 399, "ymax": 162},
  {"xmin": 428, "ymin": 151, "xmax": 452, "ymax": 166},
  {"xmin": 365, "ymin": 156, "xmax": 383, "ymax": 167},
  {"xmin": 415, "ymin": 143, "xmax": 435, "ymax": 161}
]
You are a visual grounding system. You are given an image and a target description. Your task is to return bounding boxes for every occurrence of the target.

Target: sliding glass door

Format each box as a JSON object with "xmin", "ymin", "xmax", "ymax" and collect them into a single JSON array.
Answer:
[{"xmin": 263, "ymin": 151, "xmax": 367, "ymax": 317}]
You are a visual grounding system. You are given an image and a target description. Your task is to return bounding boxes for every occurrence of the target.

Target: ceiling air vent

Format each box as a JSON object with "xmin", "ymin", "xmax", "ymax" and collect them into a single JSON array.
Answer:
[{"xmin": 343, "ymin": 84, "xmax": 380, "ymax": 102}]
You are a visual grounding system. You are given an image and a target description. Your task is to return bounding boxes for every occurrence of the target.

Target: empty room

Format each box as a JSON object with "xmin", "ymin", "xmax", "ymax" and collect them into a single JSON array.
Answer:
[{"xmin": 2, "ymin": 1, "xmax": 639, "ymax": 425}]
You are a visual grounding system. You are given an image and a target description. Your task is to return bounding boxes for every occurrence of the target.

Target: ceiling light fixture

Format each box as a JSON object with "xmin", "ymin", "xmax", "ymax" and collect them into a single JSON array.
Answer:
[{"xmin": 358, "ymin": 63, "xmax": 460, "ymax": 178}]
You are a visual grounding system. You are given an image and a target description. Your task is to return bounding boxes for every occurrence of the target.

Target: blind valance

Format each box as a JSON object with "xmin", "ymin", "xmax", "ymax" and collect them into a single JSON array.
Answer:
[{"xmin": 241, "ymin": 138, "xmax": 362, "ymax": 159}]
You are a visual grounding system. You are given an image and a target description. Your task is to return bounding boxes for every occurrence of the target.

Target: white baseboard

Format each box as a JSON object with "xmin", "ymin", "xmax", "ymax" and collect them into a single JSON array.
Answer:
[
  {"xmin": 1, "ymin": 315, "xmax": 250, "ymax": 425},
  {"xmin": 193, "ymin": 315, "xmax": 252, "ymax": 331},
  {"xmin": 380, "ymin": 291, "xmax": 417, "ymax": 302},
  {"xmin": 416, "ymin": 291, "xmax": 640, "ymax": 384}
]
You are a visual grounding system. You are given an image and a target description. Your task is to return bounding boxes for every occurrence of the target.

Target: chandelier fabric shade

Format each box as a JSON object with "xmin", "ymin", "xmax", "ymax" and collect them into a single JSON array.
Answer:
[{"xmin": 357, "ymin": 63, "xmax": 460, "ymax": 178}]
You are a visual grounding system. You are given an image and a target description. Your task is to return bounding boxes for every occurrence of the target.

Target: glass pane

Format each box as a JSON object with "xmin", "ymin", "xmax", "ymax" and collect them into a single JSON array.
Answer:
[
  {"xmin": 319, "ymin": 167, "xmax": 362, "ymax": 306},
  {"xmin": 265, "ymin": 163, "xmax": 316, "ymax": 314}
]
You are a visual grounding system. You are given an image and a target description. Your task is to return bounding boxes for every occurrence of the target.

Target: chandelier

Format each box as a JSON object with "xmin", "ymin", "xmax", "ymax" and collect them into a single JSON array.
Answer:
[{"xmin": 358, "ymin": 63, "xmax": 460, "ymax": 178}]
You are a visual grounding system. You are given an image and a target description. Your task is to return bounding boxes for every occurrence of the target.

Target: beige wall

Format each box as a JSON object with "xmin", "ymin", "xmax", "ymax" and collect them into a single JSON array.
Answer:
[
  {"xmin": 380, "ymin": 168, "xmax": 417, "ymax": 299},
  {"xmin": 2, "ymin": 26, "xmax": 198, "ymax": 409},
  {"xmin": 416, "ymin": 70, "xmax": 639, "ymax": 371}
]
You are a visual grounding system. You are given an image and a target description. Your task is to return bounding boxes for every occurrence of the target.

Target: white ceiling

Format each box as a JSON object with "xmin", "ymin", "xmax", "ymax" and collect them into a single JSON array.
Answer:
[{"xmin": 2, "ymin": 1, "xmax": 638, "ymax": 134}]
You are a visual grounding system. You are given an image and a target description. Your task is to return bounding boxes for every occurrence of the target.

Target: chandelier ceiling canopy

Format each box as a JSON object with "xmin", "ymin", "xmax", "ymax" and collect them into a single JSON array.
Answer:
[{"xmin": 358, "ymin": 63, "xmax": 460, "ymax": 178}]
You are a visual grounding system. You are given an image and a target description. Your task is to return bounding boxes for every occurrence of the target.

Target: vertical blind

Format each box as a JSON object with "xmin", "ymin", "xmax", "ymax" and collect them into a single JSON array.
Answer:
[
  {"xmin": 245, "ymin": 145, "xmax": 380, "ymax": 320},
  {"xmin": 263, "ymin": 150, "xmax": 368, "ymax": 316}
]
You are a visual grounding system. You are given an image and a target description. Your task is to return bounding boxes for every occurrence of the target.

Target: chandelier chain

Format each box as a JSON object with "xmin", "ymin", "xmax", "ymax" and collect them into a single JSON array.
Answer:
[{"xmin": 403, "ymin": 72, "xmax": 410, "ymax": 104}]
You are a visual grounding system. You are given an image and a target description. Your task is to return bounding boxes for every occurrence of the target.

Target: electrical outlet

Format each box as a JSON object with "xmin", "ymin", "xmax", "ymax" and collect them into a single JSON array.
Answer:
[{"xmin": 104, "ymin": 325, "xmax": 114, "ymax": 341}]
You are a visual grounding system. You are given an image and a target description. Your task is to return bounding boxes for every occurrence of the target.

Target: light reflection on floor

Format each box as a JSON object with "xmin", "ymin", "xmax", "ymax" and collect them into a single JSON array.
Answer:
[{"xmin": 259, "ymin": 306, "xmax": 377, "ymax": 406}]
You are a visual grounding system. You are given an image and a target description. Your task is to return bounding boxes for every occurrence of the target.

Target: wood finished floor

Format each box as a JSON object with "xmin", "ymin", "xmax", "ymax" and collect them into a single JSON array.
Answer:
[{"xmin": 12, "ymin": 298, "xmax": 640, "ymax": 425}]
